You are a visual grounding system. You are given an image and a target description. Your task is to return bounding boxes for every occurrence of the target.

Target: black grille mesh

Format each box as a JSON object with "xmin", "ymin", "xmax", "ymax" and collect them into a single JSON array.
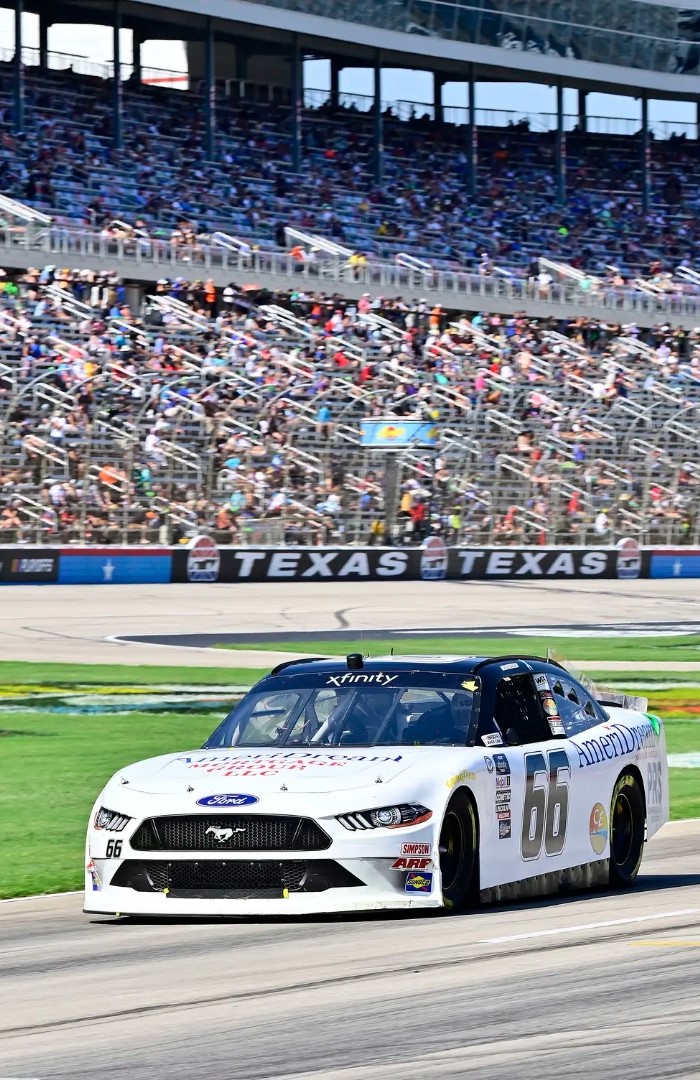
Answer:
[
  {"xmin": 110, "ymin": 859, "xmax": 365, "ymax": 897},
  {"xmin": 130, "ymin": 815, "xmax": 331, "ymax": 852},
  {"xmin": 145, "ymin": 859, "xmax": 307, "ymax": 895}
]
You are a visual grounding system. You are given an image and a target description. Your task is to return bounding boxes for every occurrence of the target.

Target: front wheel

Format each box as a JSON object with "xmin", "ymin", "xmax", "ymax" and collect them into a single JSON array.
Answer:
[
  {"xmin": 439, "ymin": 790, "xmax": 478, "ymax": 910},
  {"xmin": 608, "ymin": 772, "xmax": 645, "ymax": 888}
]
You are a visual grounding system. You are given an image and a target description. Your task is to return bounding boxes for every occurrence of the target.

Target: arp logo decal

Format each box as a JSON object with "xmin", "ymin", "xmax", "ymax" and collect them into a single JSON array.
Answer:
[
  {"xmin": 589, "ymin": 803, "xmax": 608, "ymax": 855},
  {"xmin": 405, "ymin": 871, "xmax": 433, "ymax": 894},
  {"xmin": 196, "ymin": 793, "xmax": 259, "ymax": 807},
  {"xmin": 391, "ymin": 857, "xmax": 432, "ymax": 871}
]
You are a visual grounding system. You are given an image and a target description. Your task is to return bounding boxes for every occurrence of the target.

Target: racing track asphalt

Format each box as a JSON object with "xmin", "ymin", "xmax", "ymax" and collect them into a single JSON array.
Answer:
[
  {"xmin": 1, "ymin": 822, "xmax": 700, "ymax": 1080},
  {"xmin": 2, "ymin": 577, "xmax": 700, "ymax": 669},
  {"xmin": 2, "ymin": 580, "xmax": 700, "ymax": 1079}
]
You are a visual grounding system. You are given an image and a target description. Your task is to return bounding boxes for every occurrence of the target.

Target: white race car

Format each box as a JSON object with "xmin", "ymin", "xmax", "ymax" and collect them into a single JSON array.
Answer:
[{"xmin": 84, "ymin": 654, "xmax": 669, "ymax": 917}]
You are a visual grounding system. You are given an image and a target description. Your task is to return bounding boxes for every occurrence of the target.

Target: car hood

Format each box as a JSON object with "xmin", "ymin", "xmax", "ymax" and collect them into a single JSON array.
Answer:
[{"xmin": 117, "ymin": 746, "xmax": 436, "ymax": 795}]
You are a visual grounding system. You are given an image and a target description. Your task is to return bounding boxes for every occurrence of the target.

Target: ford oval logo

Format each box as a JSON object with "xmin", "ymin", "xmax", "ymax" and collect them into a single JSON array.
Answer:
[{"xmin": 196, "ymin": 793, "xmax": 259, "ymax": 807}]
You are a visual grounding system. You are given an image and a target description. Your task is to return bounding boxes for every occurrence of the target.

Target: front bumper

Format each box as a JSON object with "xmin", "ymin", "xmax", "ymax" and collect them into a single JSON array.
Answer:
[{"xmin": 84, "ymin": 855, "xmax": 444, "ymax": 916}]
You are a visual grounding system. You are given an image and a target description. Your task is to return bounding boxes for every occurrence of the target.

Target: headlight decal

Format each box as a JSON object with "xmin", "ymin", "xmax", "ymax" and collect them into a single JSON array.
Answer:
[
  {"xmin": 336, "ymin": 804, "xmax": 432, "ymax": 831},
  {"xmin": 93, "ymin": 807, "xmax": 131, "ymax": 832}
]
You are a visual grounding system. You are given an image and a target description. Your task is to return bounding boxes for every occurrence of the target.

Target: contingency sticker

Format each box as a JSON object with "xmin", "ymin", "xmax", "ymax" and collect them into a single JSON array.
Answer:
[
  {"xmin": 492, "ymin": 754, "xmax": 512, "ymax": 837},
  {"xmin": 482, "ymin": 732, "xmax": 504, "ymax": 747},
  {"xmin": 405, "ymin": 871, "xmax": 433, "ymax": 894},
  {"xmin": 391, "ymin": 857, "xmax": 432, "ymax": 871}
]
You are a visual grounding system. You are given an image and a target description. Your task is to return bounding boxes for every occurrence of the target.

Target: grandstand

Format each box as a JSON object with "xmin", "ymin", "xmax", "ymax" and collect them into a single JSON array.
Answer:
[{"xmin": 0, "ymin": 0, "xmax": 699, "ymax": 547}]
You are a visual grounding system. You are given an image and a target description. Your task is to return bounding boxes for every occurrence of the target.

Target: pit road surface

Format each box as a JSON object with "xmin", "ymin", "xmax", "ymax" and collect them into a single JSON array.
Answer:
[{"xmin": 1, "ymin": 824, "xmax": 699, "ymax": 1079}]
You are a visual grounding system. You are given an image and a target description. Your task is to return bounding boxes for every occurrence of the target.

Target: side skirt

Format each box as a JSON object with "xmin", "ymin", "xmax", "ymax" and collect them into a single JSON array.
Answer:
[{"xmin": 479, "ymin": 859, "xmax": 609, "ymax": 904}]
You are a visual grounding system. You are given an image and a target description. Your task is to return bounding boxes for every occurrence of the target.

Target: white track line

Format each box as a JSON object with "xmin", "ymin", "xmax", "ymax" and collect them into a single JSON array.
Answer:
[
  {"xmin": 479, "ymin": 908, "xmax": 700, "ymax": 945},
  {"xmin": 0, "ymin": 890, "xmax": 81, "ymax": 906}
]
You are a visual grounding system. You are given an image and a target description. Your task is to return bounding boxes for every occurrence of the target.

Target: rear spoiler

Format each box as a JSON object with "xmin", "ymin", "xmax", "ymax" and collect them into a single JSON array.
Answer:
[{"xmin": 546, "ymin": 649, "xmax": 648, "ymax": 714}]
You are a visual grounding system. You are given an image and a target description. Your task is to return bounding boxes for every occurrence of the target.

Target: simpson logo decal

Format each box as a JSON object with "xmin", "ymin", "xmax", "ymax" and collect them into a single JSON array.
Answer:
[
  {"xmin": 401, "ymin": 842, "xmax": 431, "ymax": 856},
  {"xmin": 405, "ymin": 871, "xmax": 433, "ymax": 894},
  {"xmin": 391, "ymin": 857, "xmax": 432, "ymax": 871},
  {"xmin": 482, "ymin": 732, "xmax": 504, "ymax": 747},
  {"xmin": 325, "ymin": 672, "xmax": 398, "ymax": 687}
]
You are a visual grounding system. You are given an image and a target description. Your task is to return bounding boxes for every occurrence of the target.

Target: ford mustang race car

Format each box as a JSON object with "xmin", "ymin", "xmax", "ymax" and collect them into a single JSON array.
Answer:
[{"xmin": 85, "ymin": 653, "xmax": 669, "ymax": 916}]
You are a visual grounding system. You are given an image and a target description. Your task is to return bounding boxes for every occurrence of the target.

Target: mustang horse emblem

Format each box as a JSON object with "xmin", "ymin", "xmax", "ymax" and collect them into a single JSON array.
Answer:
[{"xmin": 205, "ymin": 826, "xmax": 244, "ymax": 842}]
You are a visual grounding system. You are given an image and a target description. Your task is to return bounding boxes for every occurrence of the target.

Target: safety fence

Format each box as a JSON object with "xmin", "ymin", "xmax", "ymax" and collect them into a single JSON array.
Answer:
[{"xmin": 1, "ymin": 539, "xmax": 698, "ymax": 585}]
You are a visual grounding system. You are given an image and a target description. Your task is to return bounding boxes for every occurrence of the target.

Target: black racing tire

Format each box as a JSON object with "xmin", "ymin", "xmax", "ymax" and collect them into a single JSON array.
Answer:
[
  {"xmin": 439, "ymin": 790, "xmax": 479, "ymax": 911},
  {"xmin": 608, "ymin": 772, "xmax": 645, "ymax": 889}
]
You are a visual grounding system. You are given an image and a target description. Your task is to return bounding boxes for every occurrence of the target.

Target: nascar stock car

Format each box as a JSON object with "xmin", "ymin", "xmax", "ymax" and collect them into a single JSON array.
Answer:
[{"xmin": 85, "ymin": 653, "xmax": 669, "ymax": 917}]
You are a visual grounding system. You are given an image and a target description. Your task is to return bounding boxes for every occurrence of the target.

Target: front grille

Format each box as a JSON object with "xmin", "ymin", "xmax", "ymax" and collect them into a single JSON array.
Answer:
[
  {"xmin": 111, "ymin": 859, "xmax": 364, "ymax": 898},
  {"xmin": 130, "ymin": 815, "xmax": 331, "ymax": 852}
]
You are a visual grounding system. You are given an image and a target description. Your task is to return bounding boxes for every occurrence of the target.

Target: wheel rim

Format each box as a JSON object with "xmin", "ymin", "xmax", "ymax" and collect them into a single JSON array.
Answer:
[
  {"xmin": 440, "ymin": 810, "xmax": 466, "ymax": 892},
  {"xmin": 612, "ymin": 791, "xmax": 634, "ymax": 866}
]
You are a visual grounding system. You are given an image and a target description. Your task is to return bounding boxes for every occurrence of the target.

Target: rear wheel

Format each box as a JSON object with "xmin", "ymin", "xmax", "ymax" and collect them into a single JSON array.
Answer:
[
  {"xmin": 608, "ymin": 772, "xmax": 645, "ymax": 888},
  {"xmin": 439, "ymin": 791, "xmax": 478, "ymax": 910}
]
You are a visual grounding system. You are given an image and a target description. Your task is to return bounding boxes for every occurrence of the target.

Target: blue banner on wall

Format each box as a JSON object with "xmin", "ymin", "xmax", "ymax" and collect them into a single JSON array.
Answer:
[
  {"xmin": 650, "ymin": 552, "xmax": 700, "ymax": 579},
  {"xmin": 58, "ymin": 550, "xmax": 172, "ymax": 585}
]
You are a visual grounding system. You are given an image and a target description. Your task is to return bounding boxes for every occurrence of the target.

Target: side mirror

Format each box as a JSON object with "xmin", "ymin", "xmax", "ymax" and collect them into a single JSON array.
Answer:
[{"xmin": 505, "ymin": 727, "xmax": 521, "ymax": 746}]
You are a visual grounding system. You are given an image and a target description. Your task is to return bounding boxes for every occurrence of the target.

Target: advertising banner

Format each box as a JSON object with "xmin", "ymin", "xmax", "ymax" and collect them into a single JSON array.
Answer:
[
  {"xmin": 650, "ymin": 550, "xmax": 700, "ymax": 579},
  {"xmin": 359, "ymin": 420, "xmax": 438, "ymax": 449},
  {"xmin": 57, "ymin": 548, "xmax": 172, "ymax": 585},
  {"xmin": 0, "ymin": 549, "xmax": 59, "ymax": 584},
  {"xmin": 171, "ymin": 543, "xmax": 652, "ymax": 584}
]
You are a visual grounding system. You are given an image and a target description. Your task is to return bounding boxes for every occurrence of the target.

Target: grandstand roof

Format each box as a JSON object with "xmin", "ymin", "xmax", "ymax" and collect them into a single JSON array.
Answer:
[{"xmin": 25, "ymin": 0, "xmax": 700, "ymax": 99}]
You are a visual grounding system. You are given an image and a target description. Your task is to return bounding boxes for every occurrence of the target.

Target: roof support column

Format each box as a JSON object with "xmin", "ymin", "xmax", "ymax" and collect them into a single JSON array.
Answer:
[
  {"xmin": 434, "ymin": 72, "xmax": 444, "ymax": 125},
  {"xmin": 290, "ymin": 33, "xmax": 302, "ymax": 172},
  {"xmin": 38, "ymin": 9, "xmax": 49, "ymax": 69},
  {"xmin": 577, "ymin": 89, "xmax": 587, "ymax": 133},
  {"xmin": 14, "ymin": 0, "xmax": 24, "ymax": 133},
  {"xmin": 112, "ymin": 0, "xmax": 123, "ymax": 150},
  {"xmin": 467, "ymin": 65, "xmax": 477, "ymax": 198},
  {"xmin": 373, "ymin": 51, "xmax": 384, "ymax": 185},
  {"xmin": 133, "ymin": 29, "xmax": 144, "ymax": 84},
  {"xmin": 330, "ymin": 57, "xmax": 341, "ymax": 110},
  {"xmin": 556, "ymin": 82, "xmax": 566, "ymax": 205},
  {"xmin": 641, "ymin": 95, "xmax": 650, "ymax": 216},
  {"xmin": 204, "ymin": 16, "xmax": 216, "ymax": 161}
]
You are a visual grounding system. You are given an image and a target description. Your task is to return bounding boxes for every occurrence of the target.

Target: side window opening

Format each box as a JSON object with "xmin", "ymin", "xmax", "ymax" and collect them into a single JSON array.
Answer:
[
  {"xmin": 493, "ymin": 674, "xmax": 552, "ymax": 745},
  {"xmin": 552, "ymin": 679, "xmax": 600, "ymax": 736}
]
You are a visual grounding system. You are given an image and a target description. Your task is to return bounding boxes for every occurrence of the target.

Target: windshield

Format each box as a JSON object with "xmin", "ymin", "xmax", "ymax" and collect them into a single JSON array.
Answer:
[{"xmin": 205, "ymin": 678, "xmax": 478, "ymax": 749}]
